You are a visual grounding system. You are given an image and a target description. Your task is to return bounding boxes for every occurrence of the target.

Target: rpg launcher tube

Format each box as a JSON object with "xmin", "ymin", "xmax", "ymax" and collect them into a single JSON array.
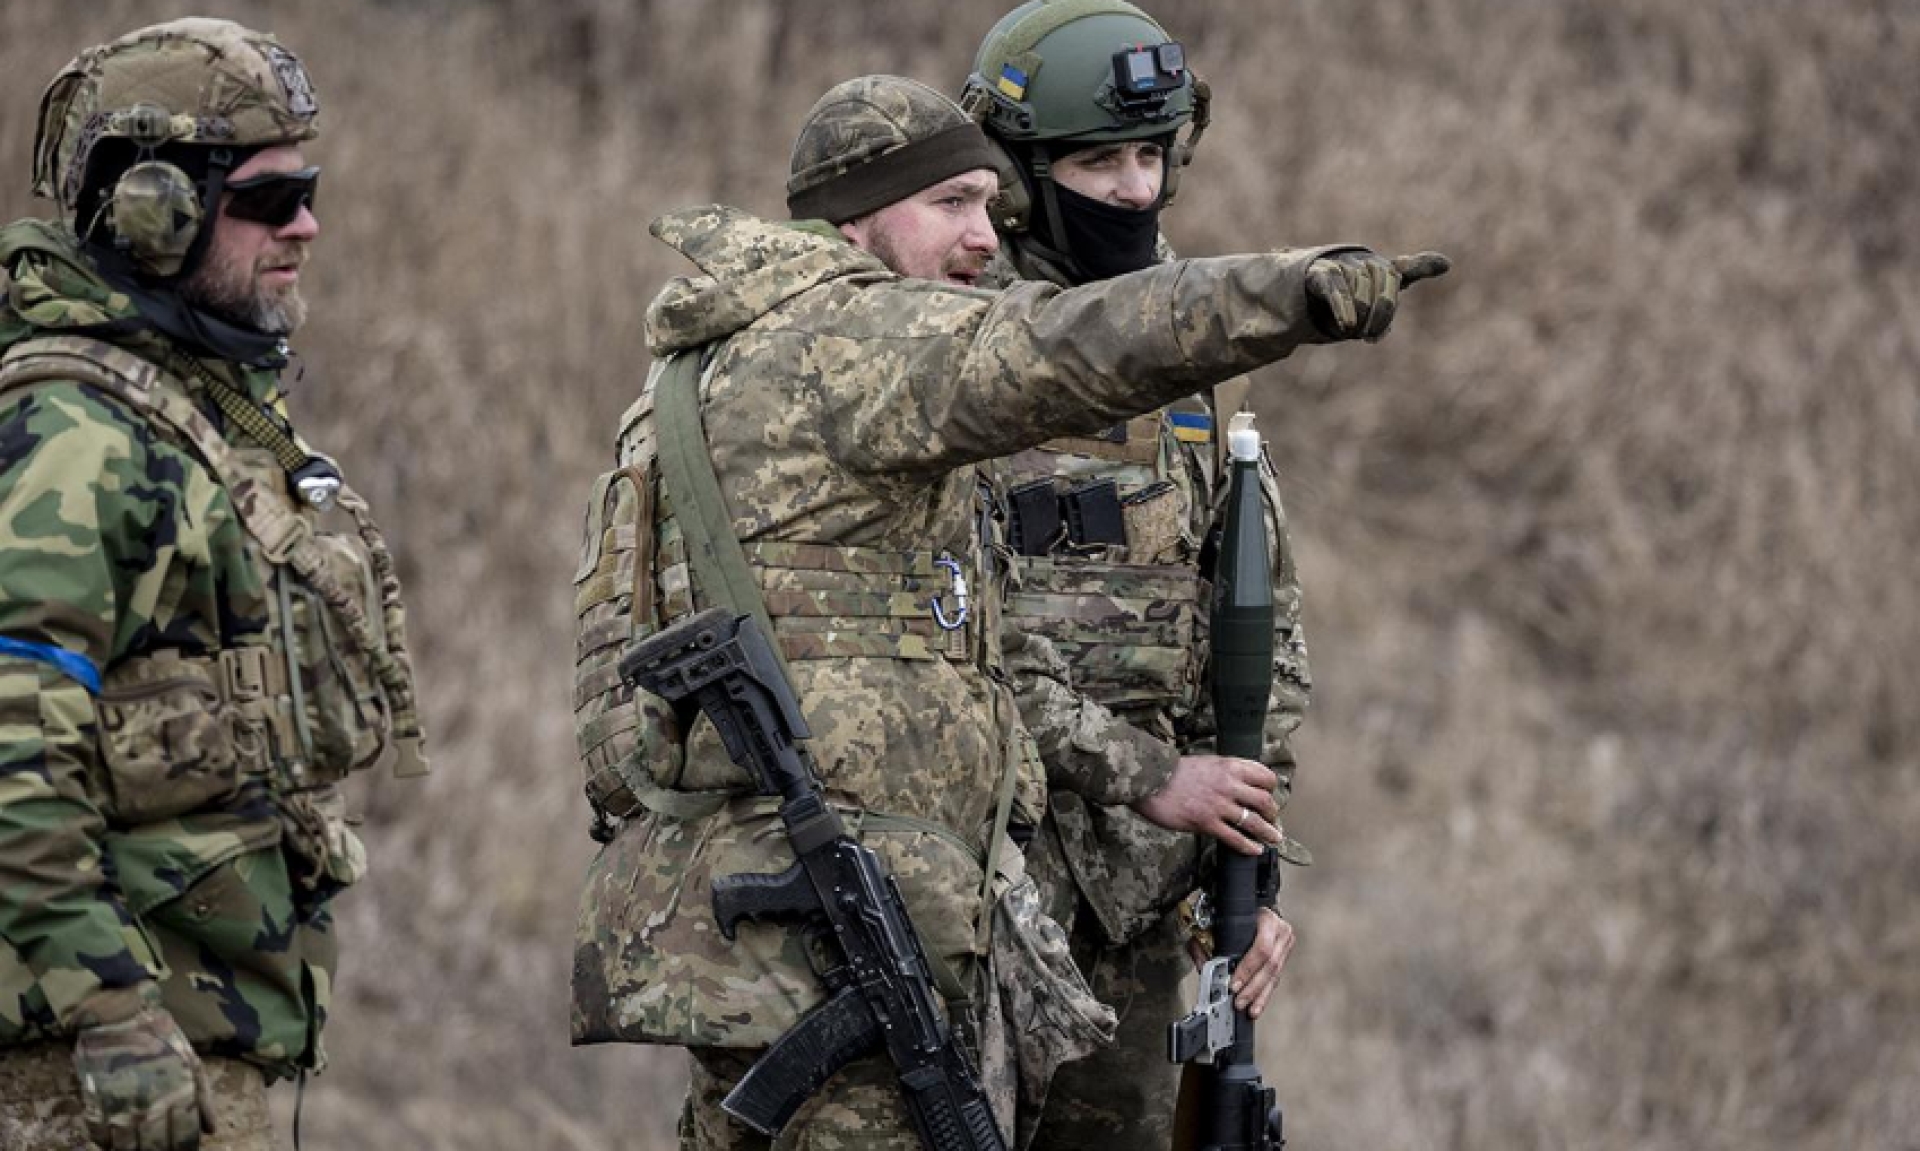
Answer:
[
  {"xmin": 1208, "ymin": 413, "xmax": 1284, "ymax": 1150},
  {"xmin": 1212, "ymin": 414, "xmax": 1273, "ymax": 767},
  {"xmin": 1210, "ymin": 412, "xmax": 1272, "ymax": 1033}
]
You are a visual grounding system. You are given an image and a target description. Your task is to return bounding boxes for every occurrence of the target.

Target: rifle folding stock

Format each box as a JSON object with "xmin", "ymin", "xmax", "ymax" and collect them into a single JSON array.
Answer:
[{"xmin": 620, "ymin": 609, "xmax": 1008, "ymax": 1151}]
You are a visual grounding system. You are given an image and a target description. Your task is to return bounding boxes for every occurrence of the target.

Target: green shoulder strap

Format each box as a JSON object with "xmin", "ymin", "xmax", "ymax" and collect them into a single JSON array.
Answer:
[{"xmin": 651, "ymin": 346, "xmax": 796, "ymax": 686}]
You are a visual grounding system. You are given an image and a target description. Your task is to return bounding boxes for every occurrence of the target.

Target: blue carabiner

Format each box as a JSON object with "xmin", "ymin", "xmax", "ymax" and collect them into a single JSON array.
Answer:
[{"xmin": 930, "ymin": 555, "xmax": 970, "ymax": 632}]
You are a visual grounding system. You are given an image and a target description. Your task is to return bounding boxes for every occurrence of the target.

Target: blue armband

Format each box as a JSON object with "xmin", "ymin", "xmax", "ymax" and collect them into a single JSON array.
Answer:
[{"xmin": 0, "ymin": 636, "xmax": 102, "ymax": 695}]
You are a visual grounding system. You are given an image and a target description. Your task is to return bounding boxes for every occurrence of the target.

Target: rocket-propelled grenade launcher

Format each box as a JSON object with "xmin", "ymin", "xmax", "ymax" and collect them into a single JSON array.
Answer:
[{"xmin": 1168, "ymin": 413, "xmax": 1286, "ymax": 1151}]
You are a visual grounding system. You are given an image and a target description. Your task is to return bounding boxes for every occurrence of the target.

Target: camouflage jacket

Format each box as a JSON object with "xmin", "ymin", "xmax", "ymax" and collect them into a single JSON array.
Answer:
[
  {"xmin": 571, "ymin": 206, "xmax": 1336, "ymax": 1050},
  {"xmin": 981, "ymin": 238, "xmax": 1314, "ymax": 947},
  {"xmin": 0, "ymin": 219, "xmax": 423, "ymax": 1078}
]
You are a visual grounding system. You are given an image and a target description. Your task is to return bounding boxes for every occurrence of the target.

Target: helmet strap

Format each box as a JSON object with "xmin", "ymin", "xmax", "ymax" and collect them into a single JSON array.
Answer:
[
  {"xmin": 1163, "ymin": 72, "xmax": 1211, "ymax": 207},
  {"xmin": 1020, "ymin": 142, "xmax": 1170, "ymax": 284},
  {"xmin": 1023, "ymin": 144, "xmax": 1095, "ymax": 284},
  {"xmin": 170, "ymin": 147, "xmax": 236, "ymax": 286}
]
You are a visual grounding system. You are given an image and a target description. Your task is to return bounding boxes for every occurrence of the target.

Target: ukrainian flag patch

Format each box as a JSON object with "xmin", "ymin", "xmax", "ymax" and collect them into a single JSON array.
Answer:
[
  {"xmin": 1170, "ymin": 411, "xmax": 1213, "ymax": 443},
  {"xmin": 997, "ymin": 64, "xmax": 1029, "ymax": 100}
]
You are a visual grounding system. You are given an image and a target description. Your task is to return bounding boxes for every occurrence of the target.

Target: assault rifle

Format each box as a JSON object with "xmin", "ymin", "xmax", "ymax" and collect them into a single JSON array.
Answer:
[
  {"xmin": 620, "ymin": 609, "xmax": 1007, "ymax": 1151},
  {"xmin": 1167, "ymin": 414, "xmax": 1286, "ymax": 1150}
]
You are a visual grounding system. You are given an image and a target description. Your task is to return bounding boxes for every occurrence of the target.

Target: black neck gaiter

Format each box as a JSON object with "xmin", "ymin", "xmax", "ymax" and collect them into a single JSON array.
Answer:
[
  {"xmin": 90, "ymin": 246, "xmax": 288, "ymax": 369},
  {"xmin": 1040, "ymin": 180, "xmax": 1162, "ymax": 282}
]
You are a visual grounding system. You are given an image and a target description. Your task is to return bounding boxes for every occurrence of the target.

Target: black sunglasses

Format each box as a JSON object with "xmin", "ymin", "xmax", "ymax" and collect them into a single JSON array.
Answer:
[{"xmin": 223, "ymin": 166, "xmax": 320, "ymax": 227}]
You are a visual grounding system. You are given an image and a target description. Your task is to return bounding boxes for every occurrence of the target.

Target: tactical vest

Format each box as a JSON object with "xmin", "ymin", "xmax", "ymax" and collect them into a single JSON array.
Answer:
[
  {"xmin": 997, "ymin": 404, "xmax": 1217, "ymax": 732},
  {"xmin": 0, "ymin": 336, "xmax": 428, "ymax": 895}
]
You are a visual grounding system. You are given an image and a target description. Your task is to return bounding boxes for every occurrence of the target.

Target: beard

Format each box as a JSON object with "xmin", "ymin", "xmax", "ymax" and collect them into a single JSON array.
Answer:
[
  {"xmin": 864, "ymin": 224, "xmax": 987, "ymax": 286},
  {"xmin": 862, "ymin": 224, "xmax": 917, "ymax": 280},
  {"xmin": 180, "ymin": 239, "xmax": 309, "ymax": 335}
]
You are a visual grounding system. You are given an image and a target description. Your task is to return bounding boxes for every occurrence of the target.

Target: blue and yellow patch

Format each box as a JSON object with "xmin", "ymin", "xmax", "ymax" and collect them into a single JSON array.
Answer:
[
  {"xmin": 997, "ymin": 64, "xmax": 1029, "ymax": 100},
  {"xmin": 1169, "ymin": 411, "xmax": 1212, "ymax": 443}
]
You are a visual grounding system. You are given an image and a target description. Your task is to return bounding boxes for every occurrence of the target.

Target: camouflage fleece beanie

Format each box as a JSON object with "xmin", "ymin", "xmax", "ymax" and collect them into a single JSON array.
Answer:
[{"xmin": 786, "ymin": 75, "xmax": 998, "ymax": 224}]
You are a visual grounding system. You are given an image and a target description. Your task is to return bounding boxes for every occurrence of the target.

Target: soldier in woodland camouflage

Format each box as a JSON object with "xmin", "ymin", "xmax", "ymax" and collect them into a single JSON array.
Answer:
[
  {"xmin": 569, "ymin": 74, "xmax": 1444, "ymax": 1149},
  {"xmin": 0, "ymin": 21, "xmax": 427, "ymax": 1151},
  {"xmin": 955, "ymin": 2, "xmax": 1352, "ymax": 1144}
]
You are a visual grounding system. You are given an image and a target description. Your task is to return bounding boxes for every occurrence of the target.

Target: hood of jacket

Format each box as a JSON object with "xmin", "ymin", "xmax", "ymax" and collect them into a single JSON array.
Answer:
[
  {"xmin": 643, "ymin": 205, "xmax": 890, "ymax": 356},
  {"xmin": 0, "ymin": 218, "xmax": 150, "ymax": 353}
]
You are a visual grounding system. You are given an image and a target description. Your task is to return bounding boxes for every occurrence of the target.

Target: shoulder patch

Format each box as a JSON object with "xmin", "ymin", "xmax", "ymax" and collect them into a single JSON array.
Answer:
[{"xmin": 1169, "ymin": 411, "xmax": 1212, "ymax": 443}]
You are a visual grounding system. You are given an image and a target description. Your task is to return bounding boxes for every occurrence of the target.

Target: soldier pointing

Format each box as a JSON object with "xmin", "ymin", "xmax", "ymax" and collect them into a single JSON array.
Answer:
[{"xmin": 569, "ymin": 73, "xmax": 1445, "ymax": 1148}]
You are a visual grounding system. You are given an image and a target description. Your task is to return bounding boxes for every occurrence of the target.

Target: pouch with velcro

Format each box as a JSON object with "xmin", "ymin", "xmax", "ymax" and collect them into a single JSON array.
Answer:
[
  {"xmin": 573, "ymin": 449, "xmax": 689, "ymax": 824},
  {"xmin": 95, "ymin": 652, "xmax": 238, "ymax": 825},
  {"xmin": 281, "ymin": 531, "xmax": 393, "ymax": 779}
]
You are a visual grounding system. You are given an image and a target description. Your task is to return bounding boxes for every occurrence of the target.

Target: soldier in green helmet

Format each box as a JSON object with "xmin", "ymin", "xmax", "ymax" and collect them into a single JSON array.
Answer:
[
  {"xmin": 0, "ymin": 20, "xmax": 429, "ymax": 1151},
  {"xmin": 570, "ymin": 66, "xmax": 1444, "ymax": 1148},
  {"xmin": 958, "ymin": 1, "xmax": 1387, "ymax": 1144}
]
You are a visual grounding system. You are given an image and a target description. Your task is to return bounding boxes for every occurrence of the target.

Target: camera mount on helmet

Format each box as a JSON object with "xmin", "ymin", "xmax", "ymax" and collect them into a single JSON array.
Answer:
[{"xmin": 1103, "ymin": 41, "xmax": 1189, "ymax": 119}]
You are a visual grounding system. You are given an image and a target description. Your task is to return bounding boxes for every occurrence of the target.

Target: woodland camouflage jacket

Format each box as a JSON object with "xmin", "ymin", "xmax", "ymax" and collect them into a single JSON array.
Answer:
[
  {"xmin": 0, "ymin": 219, "xmax": 414, "ymax": 1078},
  {"xmin": 982, "ymin": 237, "xmax": 1313, "ymax": 947},
  {"xmin": 572, "ymin": 205, "xmax": 1335, "ymax": 1050}
]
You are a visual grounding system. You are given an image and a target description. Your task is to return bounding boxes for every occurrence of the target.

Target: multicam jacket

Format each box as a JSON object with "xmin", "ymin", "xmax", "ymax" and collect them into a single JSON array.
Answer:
[
  {"xmin": 0, "ymin": 219, "xmax": 425, "ymax": 1079},
  {"xmin": 571, "ymin": 205, "xmax": 1337, "ymax": 1050},
  {"xmin": 982, "ymin": 239, "xmax": 1314, "ymax": 947}
]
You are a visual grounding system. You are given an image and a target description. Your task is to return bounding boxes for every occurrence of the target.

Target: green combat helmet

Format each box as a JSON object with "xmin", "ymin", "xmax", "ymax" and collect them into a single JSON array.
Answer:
[
  {"xmin": 787, "ymin": 75, "xmax": 1000, "ymax": 225},
  {"xmin": 961, "ymin": 0, "xmax": 1211, "ymax": 276},
  {"xmin": 32, "ymin": 17, "xmax": 320, "ymax": 279}
]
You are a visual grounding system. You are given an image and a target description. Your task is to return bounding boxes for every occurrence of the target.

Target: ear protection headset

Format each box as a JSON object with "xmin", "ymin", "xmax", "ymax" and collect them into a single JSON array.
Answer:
[
  {"xmin": 976, "ymin": 134, "xmax": 1034, "ymax": 235},
  {"xmin": 87, "ymin": 103, "xmax": 234, "ymax": 280}
]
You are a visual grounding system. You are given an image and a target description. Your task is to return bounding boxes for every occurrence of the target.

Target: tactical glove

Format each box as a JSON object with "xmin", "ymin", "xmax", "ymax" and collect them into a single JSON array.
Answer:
[
  {"xmin": 71, "ymin": 983, "xmax": 215, "ymax": 1151},
  {"xmin": 1305, "ymin": 249, "xmax": 1452, "ymax": 342}
]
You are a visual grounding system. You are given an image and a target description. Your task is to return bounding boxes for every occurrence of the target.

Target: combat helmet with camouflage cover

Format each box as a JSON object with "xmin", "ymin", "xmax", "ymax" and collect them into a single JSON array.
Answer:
[
  {"xmin": 787, "ymin": 75, "xmax": 1000, "ymax": 225},
  {"xmin": 32, "ymin": 17, "xmax": 321, "ymax": 279}
]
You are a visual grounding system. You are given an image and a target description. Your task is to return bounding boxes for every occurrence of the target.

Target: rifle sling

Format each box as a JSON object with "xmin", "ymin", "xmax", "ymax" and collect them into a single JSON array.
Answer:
[{"xmin": 653, "ymin": 348, "xmax": 795, "ymax": 685}]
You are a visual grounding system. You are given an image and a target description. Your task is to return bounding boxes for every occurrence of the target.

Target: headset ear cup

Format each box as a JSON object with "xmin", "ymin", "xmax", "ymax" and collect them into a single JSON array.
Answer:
[
  {"xmin": 985, "ymin": 139, "xmax": 1032, "ymax": 233},
  {"xmin": 1162, "ymin": 142, "xmax": 1190, "ymax": 207},
  {"xmin": 104, "ymin": 161, "xmax": 203, "ymax": 278}
]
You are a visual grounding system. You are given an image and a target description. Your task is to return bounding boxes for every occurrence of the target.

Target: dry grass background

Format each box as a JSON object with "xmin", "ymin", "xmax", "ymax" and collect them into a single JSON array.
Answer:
[{"xmin": 4, "ymin": 1, "xmax": 1917, "ymax": 1148}]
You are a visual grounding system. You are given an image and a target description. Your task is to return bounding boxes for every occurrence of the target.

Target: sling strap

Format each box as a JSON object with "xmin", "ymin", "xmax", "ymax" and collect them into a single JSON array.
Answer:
[{"xmin": 651, "ymin": 348, "xmax": 796, "ymax": 686}]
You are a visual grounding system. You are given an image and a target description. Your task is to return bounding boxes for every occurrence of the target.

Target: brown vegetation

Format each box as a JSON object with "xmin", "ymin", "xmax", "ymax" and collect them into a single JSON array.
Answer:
[{"xmin": 4, "ymin": 1, "xmax": 1915, "ymax": 1147}]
